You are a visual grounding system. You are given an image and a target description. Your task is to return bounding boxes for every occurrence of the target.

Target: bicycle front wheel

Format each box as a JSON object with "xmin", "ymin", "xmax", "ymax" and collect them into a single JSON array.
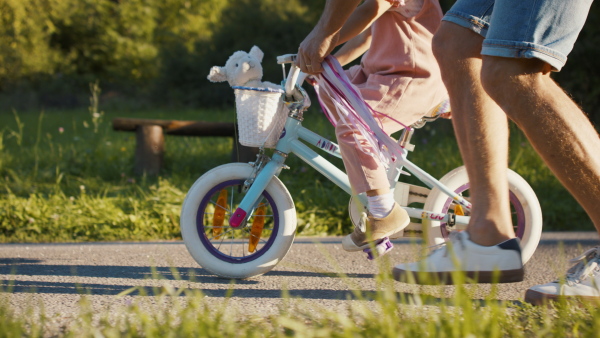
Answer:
[
  {"xmin": 423, "ymin": 166, "xmax": 542, "ymax": 264},
  {"xmin": 180, "ymin": 163, "xmax": 297, "ymax": 279}
]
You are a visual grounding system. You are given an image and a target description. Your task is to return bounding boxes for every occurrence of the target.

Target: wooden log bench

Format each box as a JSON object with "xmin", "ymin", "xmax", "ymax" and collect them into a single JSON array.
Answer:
[{"xmin": 112, "ymin": 118, "xmax": 258, "ymax": 176}]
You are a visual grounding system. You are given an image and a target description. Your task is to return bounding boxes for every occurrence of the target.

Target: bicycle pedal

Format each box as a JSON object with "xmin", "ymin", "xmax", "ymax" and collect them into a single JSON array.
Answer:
[{"xmin": 363, "ymin": 237, "xmax": 393, "ymax": 260}]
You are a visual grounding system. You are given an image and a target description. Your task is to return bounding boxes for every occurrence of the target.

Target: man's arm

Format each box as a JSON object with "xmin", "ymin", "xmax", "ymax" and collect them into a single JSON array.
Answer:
[
  {"xmin": 334, "ymin": 28, "xmax": 373, "ymax": 67},
  {"xmin": 296, "ymin": 0, "xmax": 361, "ymax": 74},
  {"xmin": 337, "ymin": 0, "xmax": 391, "ymax": 45}
]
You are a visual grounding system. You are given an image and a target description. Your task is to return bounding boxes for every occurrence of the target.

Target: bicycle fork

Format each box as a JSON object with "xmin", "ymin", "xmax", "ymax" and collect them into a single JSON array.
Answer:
[{"xmin": 229, "ymin": 152, "xmax": 286, "ymax": 227}]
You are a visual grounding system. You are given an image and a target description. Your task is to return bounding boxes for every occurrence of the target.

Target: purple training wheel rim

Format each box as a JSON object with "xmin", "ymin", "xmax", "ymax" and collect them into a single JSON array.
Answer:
[
  {"xmin": 440, "ymin": 183, "xmax": 526, "ymax": 239},
  {"xmin": 196, "ymin": 179, "xmax": 279, "ymax": 264}
]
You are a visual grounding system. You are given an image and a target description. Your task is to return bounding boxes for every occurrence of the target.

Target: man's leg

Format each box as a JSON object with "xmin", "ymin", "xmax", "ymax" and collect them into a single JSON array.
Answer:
[
  {"xmin": 480, "ymin": 56, "xmax": 600, "ymax": 231},
  {"xmin": 393, "ymin": 0, "xmax": 600, "ymax": 291},
  {"xmin": 433, "ymin": 22, "xmax": 515, "ymax": 246},
  {"xmin": 391, "ymin": 22, "xmax": 525, "ymax": 284},
  {"xmin": 480, "ymin": 56, "xmax": 600, "ymax": 304}
]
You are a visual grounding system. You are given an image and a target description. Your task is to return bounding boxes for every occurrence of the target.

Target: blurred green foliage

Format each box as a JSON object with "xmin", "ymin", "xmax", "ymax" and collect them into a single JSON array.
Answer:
[
  {"xmin": 0, "ymin": 0, "xmax": 598, "ymax": 126},
  {"xmin": 0, "ymin": 0, "xmax": 321, "ymax": 110}
]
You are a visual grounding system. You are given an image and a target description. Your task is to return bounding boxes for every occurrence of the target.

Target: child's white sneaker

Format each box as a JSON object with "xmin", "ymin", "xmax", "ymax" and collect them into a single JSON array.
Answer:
[
  {"xmin": 525, "ymin": 247, "xmax": 600, "ymax": 305},
  {"xmin": 392, "ymin": 231, "xmax": 524, "ymax": 284},
  {"xmin": 342, "ymin": 203, "xmax": 409, "ymax": 252}
]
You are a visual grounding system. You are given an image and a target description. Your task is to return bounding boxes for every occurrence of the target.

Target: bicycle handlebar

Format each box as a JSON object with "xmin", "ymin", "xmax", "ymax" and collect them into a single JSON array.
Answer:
[
  {"xmin": 276, "ymin": 54, "xmax": 296, "ymax": 64},
  {"xmin": 277, "ymin": 54, "xmax": 304, "ymax": 97}
]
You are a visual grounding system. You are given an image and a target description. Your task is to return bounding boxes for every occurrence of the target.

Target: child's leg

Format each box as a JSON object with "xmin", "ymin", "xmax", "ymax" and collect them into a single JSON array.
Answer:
[
  {"xmin": 335, "ymin": 122, "xmax": 410, "ymax": 251},
  {"xmin": 319, "ymin": 83, "xmax": 397, "ymax": 217},
  {"xmin": 317, "ymin": 85, "xmax": 409, "ymax": 251},
  {"xmin": 317, "ymin": 85, "xmax": 391, "ymax": 192},
  {"xmin": 335, "ymin": 123, "xmax": 395, "ymax": 218}
]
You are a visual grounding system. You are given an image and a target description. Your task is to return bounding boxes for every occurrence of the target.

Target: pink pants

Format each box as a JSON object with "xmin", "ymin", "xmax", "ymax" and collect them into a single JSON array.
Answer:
[
  {"xmin": 336, "ymin": 123, "xmax": 390, "ymax": 194},
  {"xmin": 320, "ymin": 71, "xmax": 447, "ymax": 195}
]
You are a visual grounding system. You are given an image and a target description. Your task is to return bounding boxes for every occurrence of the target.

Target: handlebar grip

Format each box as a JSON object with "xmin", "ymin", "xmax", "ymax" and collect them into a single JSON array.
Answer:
[{"xmin": 277, "ymin": 54, "xmax": 297, "ymax": 64}]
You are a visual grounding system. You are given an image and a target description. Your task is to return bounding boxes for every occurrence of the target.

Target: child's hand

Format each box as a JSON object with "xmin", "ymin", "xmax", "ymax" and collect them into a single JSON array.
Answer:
[{"xmin": 305, "ymin": 76, "xmax": 317, "ymax": 86}]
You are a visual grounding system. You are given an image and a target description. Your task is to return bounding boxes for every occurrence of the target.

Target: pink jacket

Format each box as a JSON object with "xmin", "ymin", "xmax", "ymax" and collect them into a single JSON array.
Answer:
[{"xmin": 345, "ymin": 0, "xmax": 448, "ymax": 134}]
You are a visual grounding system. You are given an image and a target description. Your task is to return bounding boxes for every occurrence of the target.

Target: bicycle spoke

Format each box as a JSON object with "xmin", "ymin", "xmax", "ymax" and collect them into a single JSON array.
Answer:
[
  {"xmin": 257, "ymin": 235, "xmax": 270, "ymax": 246},
  {"xmin": 210, "ymin": 201, "xmax": 230, "ymax": 214},
  {"xmin": 244, "ymin": 227, "xmax": 262, "ymax": 240},
  {"xmin": 244, "ymin": 220, "xmax": 273, "ymax": 250},
  {"xmin": 204, "ymin": 225, "xmax": 228, "ymax": 230},
  {"xmin": 229, "ymin": 185, "xmax": 235, "ymax": 213},
  {"xmin": 229, "ymin": 229, "xmax": 234, "ymax": 256},
  {"xmin": 215, "ymin": 233, "xmax": 227, "ymax": 250},
  {"xmin": 203, "ymin": 212, "xmax": 233, "ymax": 217},
  {"xmin": 212, "ymin": 227, "xmax": 235, "ymax": 243},
  {"xmin": 242, "ymin": 232, "xmax": 247, "ymax": 257},
  {"xmin": 250, "ymin": 213, "xmax": 274, "ymax": 218}
]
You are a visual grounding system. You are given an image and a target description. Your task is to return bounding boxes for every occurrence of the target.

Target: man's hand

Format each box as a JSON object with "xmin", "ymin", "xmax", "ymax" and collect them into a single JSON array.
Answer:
[
  {"xmin": 296, "ymin": 0, "xmax": 361, "ymax": 75},
  {"xmin": 297, "ymin": 29, "xmax": 338, "ymax": 75}
]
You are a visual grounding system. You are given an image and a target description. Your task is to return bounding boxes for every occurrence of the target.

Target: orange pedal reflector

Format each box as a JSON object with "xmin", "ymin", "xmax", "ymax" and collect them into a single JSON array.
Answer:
[
  {"xmin": 454, "ymin": 204, "xmax": 465, "ymax": 216},
  {"xmin": 212, "ymin": 189, "xmax": 229, "ymax": 239},
  {"xmin": 248, "ymin": 203, "xmax": 266, "ymax": 253}
]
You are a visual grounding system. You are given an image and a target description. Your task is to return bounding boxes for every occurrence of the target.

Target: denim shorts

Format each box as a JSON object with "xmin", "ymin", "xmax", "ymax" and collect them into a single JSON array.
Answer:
[{"xmin": 443, "ymin": 0, "xmax": 593, "ymax": 71}]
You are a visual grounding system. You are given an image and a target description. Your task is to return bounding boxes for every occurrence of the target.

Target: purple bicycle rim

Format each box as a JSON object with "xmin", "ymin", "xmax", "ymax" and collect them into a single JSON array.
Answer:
[
  {"xmin": 441, "ymin": 183, "xmax": 526, "ymax": 239},
  {"xmin": 196, "ymin": 179, "xmax": 279, "ymax": 263}
]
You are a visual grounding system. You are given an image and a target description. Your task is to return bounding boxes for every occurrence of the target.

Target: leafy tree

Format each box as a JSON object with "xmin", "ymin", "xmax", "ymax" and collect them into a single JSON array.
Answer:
[
  {"xmin": 48, "ymin": 0, "xmax": 158, "ymax": 84},
  {"xmin": 154, "ymin": 0, "xmax": 316, "ymax": 107},
  {"xmin": 553, "ymin": 3, "xmax": 600, "ymax": 126},
  {"xmin": 0, "ymin": 0, "xmax": 60, "ymax": 89},
  {"xmin": 0, "ymin": 0, "xmax": 598, "ymax": 126}
]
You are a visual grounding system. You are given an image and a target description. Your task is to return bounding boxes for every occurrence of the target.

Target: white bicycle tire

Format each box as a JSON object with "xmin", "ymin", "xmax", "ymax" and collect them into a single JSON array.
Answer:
[
  {"xmin": 423, "ymin": 166, "xmax": 542, "ymax": 264},
  {"xmin": 180, "ymin": 163, "xmax": 297, "ymax": 279}
]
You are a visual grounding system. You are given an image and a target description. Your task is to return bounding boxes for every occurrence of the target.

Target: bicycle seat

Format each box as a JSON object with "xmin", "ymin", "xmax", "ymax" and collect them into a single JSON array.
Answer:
[
  {"xmin": 411, "ymin": 98, "xmax": 451, "ymax": 128},
  {"xmin": 427, "ymin": 98, "xmax": 451, "ymax": 118}
]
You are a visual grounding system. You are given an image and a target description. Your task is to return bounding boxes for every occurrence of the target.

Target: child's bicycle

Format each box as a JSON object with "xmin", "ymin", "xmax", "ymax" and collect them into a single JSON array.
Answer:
[{"xmin": 180, "ymin": 55, "xmax": 543, "ymax": 279}]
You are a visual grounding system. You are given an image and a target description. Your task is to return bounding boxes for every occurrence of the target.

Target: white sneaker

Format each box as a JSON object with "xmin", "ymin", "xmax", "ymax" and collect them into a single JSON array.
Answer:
[
  {"xmin": 525, "ymin": 247, "xmax": 600, "ymax": 305},
  {"xmin": 392, "ymin": 231, "xmax": 524, "ymax": 284}
]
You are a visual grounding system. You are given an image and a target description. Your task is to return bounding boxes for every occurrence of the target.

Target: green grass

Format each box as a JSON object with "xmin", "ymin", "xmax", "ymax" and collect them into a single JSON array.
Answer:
[
  {"xmin": 2, "ymin": 268, "xmax": 600, "ymax": 337},
  {"xmin": 0, "ymin": 94, "xmax": 593, "ymax": 242}
]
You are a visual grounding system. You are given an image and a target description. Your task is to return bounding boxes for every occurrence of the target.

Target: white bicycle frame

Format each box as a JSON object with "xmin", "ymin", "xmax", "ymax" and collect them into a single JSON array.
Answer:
[{"xmin": 227, "ymin": 56, "xmax": 472, "ymax": 230}]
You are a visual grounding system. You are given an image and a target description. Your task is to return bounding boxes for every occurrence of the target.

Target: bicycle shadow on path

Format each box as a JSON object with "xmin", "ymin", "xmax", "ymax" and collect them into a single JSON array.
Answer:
[
  {"xmin": 0, "ymin": 258, "xmax": 515, "ymax": 308},
  {"xmin": 0, "ymin": 258, "xmax": 379, "ymax": 297}
]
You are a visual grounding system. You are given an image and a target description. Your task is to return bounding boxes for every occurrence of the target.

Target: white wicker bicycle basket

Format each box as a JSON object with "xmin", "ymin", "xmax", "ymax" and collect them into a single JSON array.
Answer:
[{"xmin": 233, "ymin": 86, "xmax": 287, "ymax": 148}]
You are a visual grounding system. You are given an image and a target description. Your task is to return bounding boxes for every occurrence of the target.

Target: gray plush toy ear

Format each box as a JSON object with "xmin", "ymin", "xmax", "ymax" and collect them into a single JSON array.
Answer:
[
  {"xmin": 207, "ymin": 66, "xmax": 228, "ymax": 83},
  {"xmin": 249, "ymin": 46, "xmax": 264, "ymax": 63}
]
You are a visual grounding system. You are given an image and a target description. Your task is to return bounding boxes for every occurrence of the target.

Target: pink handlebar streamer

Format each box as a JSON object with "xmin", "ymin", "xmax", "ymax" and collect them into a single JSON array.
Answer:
[{"xmin": 313, "ymin": 56, "xmax": 410, "ymax": 174}]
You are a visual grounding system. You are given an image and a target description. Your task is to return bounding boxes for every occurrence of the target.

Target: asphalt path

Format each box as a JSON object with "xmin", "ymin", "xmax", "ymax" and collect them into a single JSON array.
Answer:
[{"xmin": 1, "ymin": 232, "xmax": 598, "ymax": 331}]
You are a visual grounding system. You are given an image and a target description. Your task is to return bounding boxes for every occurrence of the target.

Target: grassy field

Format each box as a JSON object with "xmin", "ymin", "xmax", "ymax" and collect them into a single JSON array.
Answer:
[
  {"xmin": 0, "ymin": 92, "xmax": 593, "ymax": 243},
  {"xmin": 2, "ymin": 269, "xmax": 600, "ymax": 337}
]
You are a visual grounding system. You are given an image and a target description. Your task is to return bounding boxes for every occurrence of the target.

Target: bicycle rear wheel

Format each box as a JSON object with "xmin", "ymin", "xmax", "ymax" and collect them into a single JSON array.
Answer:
[
  {"xmin": 181, "ymin": 163, "xmax": 297, "ymax": 279},
  {"xmin": 423, "ymin": 166, "xmax": 542, "ymax": 264}
]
